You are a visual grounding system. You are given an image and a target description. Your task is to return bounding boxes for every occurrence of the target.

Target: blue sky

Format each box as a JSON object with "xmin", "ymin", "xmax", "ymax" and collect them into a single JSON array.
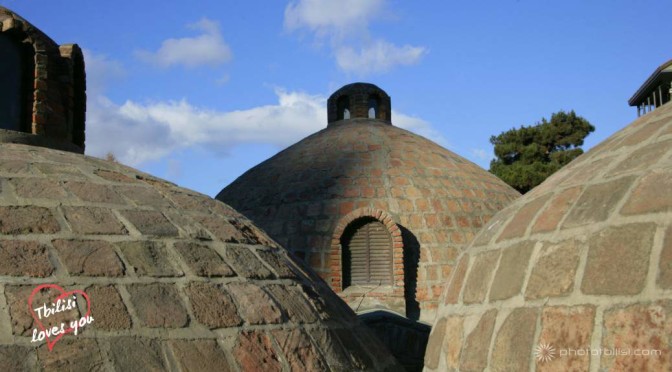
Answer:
[{"xmin": 5, "ymin": 0, "xmax": 671, "ymax": 196}]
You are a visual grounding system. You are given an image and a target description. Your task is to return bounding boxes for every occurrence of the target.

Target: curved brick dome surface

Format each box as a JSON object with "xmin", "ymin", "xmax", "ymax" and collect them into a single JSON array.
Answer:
[
  {"xmin": 0, "ymin": 143, "xmax": 399, "ymax": 371},
  {"xmin": 217, "ymin": 117, "xmax": 519, "ymax": 321},
  {"xmin": 424, "ymin": 103, "xmax": 672, "ymax": 371}
]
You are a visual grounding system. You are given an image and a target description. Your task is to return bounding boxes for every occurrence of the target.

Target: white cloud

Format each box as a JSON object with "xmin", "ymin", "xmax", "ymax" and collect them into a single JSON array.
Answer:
[
  {"xmin": 284, "ymin": 0, "xmax": 426, "ymax": 75},
  {"xmin": 136, "ymin": 18, "xmax": 232, "ymax": 68},
  {"xmin": 335, "ymin": 40, "xmax": 426, "ymax": 75},
  {"xmin": 284, "ymin": 0, "xmax": 383, "ymax": 37}
]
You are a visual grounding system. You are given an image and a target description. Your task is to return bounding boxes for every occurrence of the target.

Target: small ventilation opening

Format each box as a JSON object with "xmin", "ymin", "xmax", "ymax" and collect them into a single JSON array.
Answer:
[
  {"xmin": 341, "ymin": 217, "xmax": 392, "ymax": 288},
  {"xmin": 368, "ymin": 95, "xmax": 379, "ymax": 119},
  {"xmin": 337, "ymin": 95, "xmax": 350, "ymax": 121}
]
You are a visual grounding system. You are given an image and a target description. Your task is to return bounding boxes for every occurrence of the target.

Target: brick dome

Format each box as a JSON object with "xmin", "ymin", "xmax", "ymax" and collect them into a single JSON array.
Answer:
[
  {"xmin": 424, "ymin": 102, "xmax": 672, "ymax": 370},
  {"xmin": 217, "ymin": 84, "xmax": 520, "ymax": 322},
  {"xmin": 0, "ymin": 143, "xmax": 399, "ymax": 371}
]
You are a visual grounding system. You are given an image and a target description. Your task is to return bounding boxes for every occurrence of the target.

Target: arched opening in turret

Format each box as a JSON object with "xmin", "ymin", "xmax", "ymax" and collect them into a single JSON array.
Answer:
[
  {"xmin": 336, "ymin": 95, "xmax": 350, "ymax": 121},
  {"xmin": 368, "ymin": 94, "xmax": 380, "ymax": 119},
  {"xmin": 0, "ymin": 33, "xmax": 28, "ymax": 131}
]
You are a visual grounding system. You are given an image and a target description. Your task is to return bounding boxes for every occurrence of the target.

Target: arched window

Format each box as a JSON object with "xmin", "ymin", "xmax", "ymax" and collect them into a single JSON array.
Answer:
[
  {"xmin": 368, "ymin": 94, "xmax": 379, "ymax": 119},
  {"xmin": 0, "ymin": 33, "xmax": 25, "ymax": 131},
  {"xmin": 336, "ymin": 95, "xmax": 350, "ymax": 120},
  {"xmin": 341, "ymin": 217, "xmax": 392, "ymax": 287}
]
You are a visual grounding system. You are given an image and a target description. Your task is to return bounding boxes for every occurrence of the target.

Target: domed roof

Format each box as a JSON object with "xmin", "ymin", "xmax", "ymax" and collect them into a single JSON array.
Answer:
[
  {"xmin": 424, "ymin": 103, "xmax": 672, "ymax": 371},
  {"xmin": 0, "ymin": 142, "xmax": 400, "ymax": 370},
  {"xmin": 217, "ymin": 84, "xmax": 520, "ymax": 322}
]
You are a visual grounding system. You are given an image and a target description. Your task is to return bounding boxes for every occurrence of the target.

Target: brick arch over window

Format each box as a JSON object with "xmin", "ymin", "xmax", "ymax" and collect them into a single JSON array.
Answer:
[{"xmin": 329, "ymin": 208, "xmax": 403, "ymax": 293}]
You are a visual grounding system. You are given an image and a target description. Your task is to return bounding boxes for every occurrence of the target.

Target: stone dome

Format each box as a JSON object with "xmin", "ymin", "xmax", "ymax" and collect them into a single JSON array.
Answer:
[
  {"xmin": 424, "ymin": 102, "xmax": 672, "ymax": 370},
  {"xmin": 217, "ymin": 83, "xmax": 520, "ymax": 322},
  {"xmin": 0, "ymin": 143, "xmax": 400, "ymax": 371}
]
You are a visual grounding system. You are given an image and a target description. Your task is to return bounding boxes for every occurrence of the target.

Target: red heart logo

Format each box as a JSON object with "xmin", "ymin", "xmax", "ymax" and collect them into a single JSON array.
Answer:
[{"xmin": 27, "ymin": 284, "xmax": 92, "ymax": 351}]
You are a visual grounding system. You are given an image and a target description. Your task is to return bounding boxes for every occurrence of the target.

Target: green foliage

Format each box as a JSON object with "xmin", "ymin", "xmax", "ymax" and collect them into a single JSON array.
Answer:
[{"xmin": 489, "ymin": 110, "xmax": 595, "ymax": 193}]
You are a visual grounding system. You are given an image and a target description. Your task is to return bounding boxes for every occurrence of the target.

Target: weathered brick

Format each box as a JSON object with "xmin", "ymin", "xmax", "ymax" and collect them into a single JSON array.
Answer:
[
  {"xmin": 538, "ymin": 306, "xmax": 595, "ymax": 372},
  {"xmin": 658, "ymin": 226, "xmax": 672, "ymax": 289},
  {"xmin": 121, "ymin": 210, "xmax": 179, "ymax": 236},
  {"xmin": 460, "ymin": 309, "xmax": 497, "ymax": 371},
  {"xmin": 64, "ymin": 181, "xmax": 126, "ymax": 204},
  {"xmin": 307, "ymin": 328, "xmax": 355, "ymax": 370},
  {"xmin": 581, "ymin": 223, "xmax": 655, "ymax": 295},
  {"xmin": 621, "ymin": 170, "xmax": 672, "ymax": 215},
  {"xmin": 497, "ymin": 195, "xmax": 550, "ymax": 241},
  {"xmin": 489, "ymin": 241, "xmax": 535, "ymax": 301},
  {"xmin": 53, "ymin": 239, "xmax": 124, "ymax": 277},
  {"xmin": 526, "ymin": 240, "xmax": 581, "ymax": 299},
  {"xmin": 169, "ymin": 339, "xmax": 232, "ymax": 371},
  {"xmin": 443, "ymin": 315, "xmax": 465, "ymax": 370},
  {"xmin": 265, "ymin": 284, "xmax": 318, "ymax": 323},
  {"xmin": 115, "ymin": 185, "xmax": 171, "ymax": 207},
  {"xmin": 10, "ymin": 177, "xmax": 67, "ymax": 199},
  {"xmin": 62, "ymin": 206, "xmax": 127, "ymax": 235},
  {"xmin": 333, "ymin": 328, "xmax": 375, "ymax": 369},
  {"xmin": 0, "ymin": 206, "xmax": 60, "ymax": 234},
  {"xmin": 126, "ymin": 283, "xmax": 188, "ymax": 328},
  {"xmin": 601, "ymin": 301, "xmax": 672, "ymax": 371},
  {"xmin": 233, "ymin": 331, "xmax": 282, "ymax": 372},
  {"xmin": 6, "ymin": 285, "xmax": 80, "ymax": 336},
  {"xmin": 93, "ymin": 169, "xmax": 139, "ymax": 183},
  {"xmin": 185, "ymin": 282, "xmax": 242, "ymax": 328},
  {"xmin": 225, "ymin": 283, "xmax": 282, "ymax": 325},
  {"xmin": 256, "ymin": 249, "xmax": 299, "ymax": 279},
  {"xmin": 491, "ymin": 307, "xmax": 538, "ymax": 371},
  {"xmin": 173, "ymin": 241, "xmax": 235, "ymax": 277},
  {"xmin": 0, "ymin": 345, "xmax": 32, "ymax": 371},
  {"xmin": 35, "ymin": 163, "xmax": 87, "ymax": 180},
  {"xmin": 108, "ymin": 337, "xmax": 165, "ymax": 371},
  {"xmin": 272, "ymin": 329, "xmax": 327, "ymax": 371},
  {"xmin": 37, "ymin": 338, "xmax": 104, "ymax": 371},
  {"xmin": 0, "ymin": 240, "xmax": 53, "ymax": 277},
  {"xmin": 117, "ymin": 241, "xmax": 181, "ymax": 277},
  {"xmin": 531, "ymin": 186, "xmax": 582, "ymax": 233},
  {"xmin": 607, "ymin": 140, "xmax": 672, "ymax": 176},
  {"xmin": 85, "ymin": 285, "xmax": 132, "ymax": 330},
  {"xmin": 193, "ymin": 215, "xmax": 259, "ymax": 244},
  {"xmin": 463, "ymin": 250, "xmax": 500, "ymax": 304},
  {"xmin": 444, "ymin": 255, "xmax": 469, "ymax": 304},
  {"xmin": 225, "ymin": 246, "xmax": 273, "ymax": 279},
  {"xmin": 562, "ymin": 176, "xmax": 635, "ymax": 229}
]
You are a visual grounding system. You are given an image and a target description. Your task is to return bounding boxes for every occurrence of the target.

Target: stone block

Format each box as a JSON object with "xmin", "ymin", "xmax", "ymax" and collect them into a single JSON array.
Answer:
[
  {"xmin": 256, "ymin": 249, "xmax": 299, "ymax": 279},
  {"xmin": 621, "ymin": 170, "xmax": 672, "ymax": 215},
  {"xmin": 0, "ymin": 240, "xmax": 53, "ymax": 277},
  {"xmin": 491, "ymin": 307, "xmax": 538, "ymax": 371},
  {"xmin": 307, "ymin": 328, "xmax": 354, "ymax": 370},
  {"xmin": 62, "ymin": 206, "xmax": 127, "ymax": 235},
  {"xmin": 272, "ymin": 329, "xmax": 327, "ymax": 371},
  {"xmin": 117, "ymin": 241, "xmax": 181, "ymax": 277},
  {"xmin": 658, "ymin": 226, "xmax": 672, "ymax": 289},
  {"xmin": 93, "ymin": 169, "xmax": 139, "ymax": 183},
  {"xmin": 265, "ymin": 284, "xmax": 318, "ymax": 323},
  {"xmin": 497, "ymin": 194, "xmax": 550, "ymax": 241},
  {"xmin": 581, "ymin": 223, "xmax": 655, "ymax": 295},
  {"xmin": 5, "ymin": 285, "xmax": 79, "ymax": 336},
  {"xmin": 121, "ymin": 210, "xmax": 179, "ymax": 236},
  {"xmin": 169, "ymin": 339, "xmax": 232, "ymax": 371},
  {"xmin": 37, "ymin": 338, "xmax": 104, "ymax": 371},
  {"xmin": 85, "ymin": 285, "xmax": 132, "ymax": 330},
  {"xmin": 460, "ymin": 309, "xmax": 497, "ymax": 371},
  {"xmin": 526, "ymin": 240, "xmax": 581, "ymax": 299},
  {"xmin": 108, "ymin": 337, "xmax": 166, "ymax": 371},
  {"xmin": 64, "ymin": 181, "xmax": 126, "ymax": 204},
  {"xmin": 224, "ymin": 246, "xmax": 273, "ymax": 279},
  {"xmin": 601, "ymin": 301, "xmax": 672, "ymax": 371},
  {"xmin": 531, "ymin": 186, "xmax": 582, "ymax": 233},
  {"xmin": 225, "ymin": 283, "xmax": 282, "ymax": 325},
  {"xmin": 10, "ymin": 177, "xmax": 67, "ymax": 199},
  {"xmin": 173, "ymin": 241, "xmax": 235, "ymax": 277},
  {"xmin": 185, "ymin": 282, "xmax": 242, "ymax": 328},
  {"xmin": 0, "ymin": 345, "xmax": 32, "ymax": 371},
  {"xmin": 114, "ymin": 185, "xmax": 171, "ymax": 207},
  {"xmin": 562, "ymin": 176, "xmax": 634, "ymax": 229},
  {"xmin": 233, "ymin": 331, "xmax": 282, "ymax": 372},
  {"xmin": 463, "ymin": 250, "xmax": 500, "ymax": 304},
  {"xmin": 424, "ymin": 317, "xmax": 446, "ymax": 369},
  {"xmin": 53, "ymin": 239, "xmax": 124, "ymax": 277},
  {"xmin": 444, "ymin": 255, "xmax": 469, "ymax": 304},
  {"xmin": 538, "ymin": 306, "xmax": 595, "ymax": 372},
  {"xmin": 0, "ymin": 206, "xmax": 60, "ymax": 234},
  {"xmin": 126, "ymin": 283, "xmax": 188, "ymax": 328},
  {"xmin": 489, "ymin": 241, "xmax": 535, "ymax": 301}
]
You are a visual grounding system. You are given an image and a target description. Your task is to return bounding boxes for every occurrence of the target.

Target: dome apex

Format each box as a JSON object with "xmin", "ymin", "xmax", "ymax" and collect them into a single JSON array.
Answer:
[{"xmin": 327, "ymin": 82, "xmax": 391, "ymax": 125}]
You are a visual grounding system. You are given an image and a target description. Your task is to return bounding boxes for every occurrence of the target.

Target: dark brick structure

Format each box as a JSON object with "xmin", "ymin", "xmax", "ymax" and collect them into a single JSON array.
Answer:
[{"xmin": 218, "ymin": 83, "xmax": 520, "ymax": 322}]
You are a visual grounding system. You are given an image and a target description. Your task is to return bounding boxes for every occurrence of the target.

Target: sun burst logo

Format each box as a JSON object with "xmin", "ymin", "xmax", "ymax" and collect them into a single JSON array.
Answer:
[{"xmin": 534, "ymin": 343, "xmax": 556, "ymax": 363}]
